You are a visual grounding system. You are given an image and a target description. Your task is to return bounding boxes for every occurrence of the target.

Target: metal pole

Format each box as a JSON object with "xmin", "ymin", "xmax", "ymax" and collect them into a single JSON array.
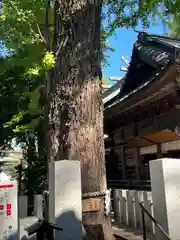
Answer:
[
  {"xmin": 141, "ymin": 207, "xmax": 146, "ymax": 240},
  {"xmin": 139, "ymin": 202, "xmax": 171, "ymax": 240}
]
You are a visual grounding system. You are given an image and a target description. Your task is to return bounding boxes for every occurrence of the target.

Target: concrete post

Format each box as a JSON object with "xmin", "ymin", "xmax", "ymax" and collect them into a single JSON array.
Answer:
[
  {"xmin": 118, "ymin": 190, "xmax": 123, "ymax": 223},
  {"xmin": 150, "ymin": 158, "xmax": 180, "ymax": 239},
  {"xmin": 34, "ymin": 194, "xmax": 43, "ymax": 219},
  {"xmin": 49, "ymin": 160, "xmax": 82, "ymax": 240},
  {"xmin": 137, "ymin": 191, "xmax": 144, "ymax": 229},
  {"xmin": 143, "ymin": 191, "xmax": 154, "ymax": 234},
  {"xmin": 122, "ymin": 190, "xmax": 128, "ymax": 226},
  {"xmin": 113, "ymin": 189, "xmax": 121, "ymax": 224},
  {"xmin": 131, "ymin": 191, "xmax": 137, "ymax": 228},
  {"xmin": 127, "ymin": 190, "xmax": 135, "ymax": 227},
  {"xmin": 134, "ymin": 191, "xmax": 141, "ymax": 228},
  {"xmin": 18, "ymin": 195, "xmax": 28, "ymax": 218}
]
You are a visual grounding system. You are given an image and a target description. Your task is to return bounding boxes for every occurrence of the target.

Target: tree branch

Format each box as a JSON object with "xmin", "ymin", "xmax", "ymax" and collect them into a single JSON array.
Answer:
[{"xmin": 36, "ymin": 22, "xmax": 47, "ymax": 44}]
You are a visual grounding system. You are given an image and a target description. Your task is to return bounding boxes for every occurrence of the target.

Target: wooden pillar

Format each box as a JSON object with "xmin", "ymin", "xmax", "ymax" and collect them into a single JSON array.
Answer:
[
  {"xmin": 133, "ymin": 122, "xmax": 141, "ymax": 180},
  {"xmin": 136, "ymin": 147, "xmax": 141, "ymax": 180},
  {"xmin": 120, "ymin": 129, "xmax": 127, "ymax": 180},
  {"xmin": 154, "ymin": 113, "xmax": 163, "ymax": 159},
  {"xmin": 157, "ymin": 143, "xmax": 163, "ymax": 158},
  {"xmin": 121, "ymin": 145, "xmax": 127, "ymax": 180}
]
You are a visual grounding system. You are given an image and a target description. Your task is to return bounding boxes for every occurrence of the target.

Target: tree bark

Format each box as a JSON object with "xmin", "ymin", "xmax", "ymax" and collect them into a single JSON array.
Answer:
[{"xmin": 48, "ymin": 0, "xmax": 114, "ymax": 239}]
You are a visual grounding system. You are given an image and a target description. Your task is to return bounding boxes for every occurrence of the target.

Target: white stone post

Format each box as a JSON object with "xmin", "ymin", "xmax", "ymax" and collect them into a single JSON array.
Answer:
[
  {"xmin": 127, "ymin": 190, "xmax": 134, "ymax": 227},
  {"xmin": 34, "ymin": 194, "xmax": 43, "ymax": 219},
  {"xmin": 113, "ymin": 189, "xmax": 121, "ymax": 224},
  {"xmin": 150, "ymin": 158, "xmax": 180, "ymax": 239},
  {"xmin": 137, "ymin": 191, "xmax": 144, "ymax": 229},
  {"xmin": 131, "ymin": 191, "xmax": 137, "ymax": 228},
  {"xmin": 118, "ymin": 190, "xmax": 123, "ymax": 223},
  {"xmin": 143, "ymin": 191, "xmax": 154, "ymax": 234},
  {"xmin": 134, "ymin": 191, "xmax": 141, "ymax": 228},
  {"xmin": 18, "ymin": 195, "xmax": 28, "ymax": 218},
  {"xmin": 122, "ymin": 190, "xmax": 128, "ymax": 226},
  {"xmin": 49, "ymin": 160, "xmax": 82, "ymax": 240}
]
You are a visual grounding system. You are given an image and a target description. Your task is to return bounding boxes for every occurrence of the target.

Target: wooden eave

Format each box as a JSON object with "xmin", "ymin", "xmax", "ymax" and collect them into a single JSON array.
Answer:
[{"xmin": 104, "ymin": 63, "xmax": 177, "ymax": 126}]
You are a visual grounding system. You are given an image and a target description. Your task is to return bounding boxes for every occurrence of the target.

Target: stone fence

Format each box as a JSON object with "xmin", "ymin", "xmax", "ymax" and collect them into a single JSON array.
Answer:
[
  {"xmin": 18, "ymin": 159, "xmax": 180, "ymax": 240},
  {"xmin": 18, "ymin": 195, "xmax": 43, "ymax": 219},
  {"xmin": 112, "ymin": 189, "xmax": 155, "ymax": 235}
]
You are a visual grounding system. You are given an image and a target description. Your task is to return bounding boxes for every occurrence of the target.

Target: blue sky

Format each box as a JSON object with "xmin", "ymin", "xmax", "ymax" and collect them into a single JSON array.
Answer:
[{"xmin": 103, "ymin": 23, "xmax": 169, "ymax": 84}]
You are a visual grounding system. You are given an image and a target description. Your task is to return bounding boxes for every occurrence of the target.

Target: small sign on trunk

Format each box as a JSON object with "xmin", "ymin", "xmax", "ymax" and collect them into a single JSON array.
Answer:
[{"xmin": 82, "ymin": 198, "xmax": 101, "ymax": 213}]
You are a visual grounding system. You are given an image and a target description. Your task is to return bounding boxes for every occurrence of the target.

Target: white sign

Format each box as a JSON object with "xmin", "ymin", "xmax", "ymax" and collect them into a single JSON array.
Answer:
[{"xmin": 0, "ymin": 181, "xmax": 18, "ymax": 240}]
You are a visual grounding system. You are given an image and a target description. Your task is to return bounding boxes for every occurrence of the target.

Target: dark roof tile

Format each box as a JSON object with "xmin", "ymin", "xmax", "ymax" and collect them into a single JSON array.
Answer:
[{"xmin": 119, "ymin": 32, "xmax": 179, "ymax": 98}]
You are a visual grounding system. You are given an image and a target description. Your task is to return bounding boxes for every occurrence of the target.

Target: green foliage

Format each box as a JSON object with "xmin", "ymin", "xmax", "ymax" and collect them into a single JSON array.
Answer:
[
  {"xmin": 169, "ymin": 15, "xmax": 180, "ymax": 38},
  {"xmin": 0, "ymin": 0, "xmax": 55, "ymax": 82},
  {"xmin": 0, "ymin": 58, "xmax": 45, "ymax": 191},
  {"xmin": 0, "ymin": 0, "xmax": 53, "ymax": 49},
  {"xmin": 102, "ymin": 76, "xmax": 109, "ymax": 85},
  {"xmin": 22, "ymin": 134, "xmax": 47, "ymax": 193},
  {"xmin": 101, "ymin": 25, "xmax": 115, "ymax": 67},
  {"xmin": 0, "ymin": 0, "xmax": 112, "ymax": 141},
  {"xmin": 0, "ymin": 1, "xmax": 55, "ymax": 142},
  {"xmin": 106, "ymin": 1, "xmax": 180, "ymax": 33},
  {"xmin": 4, "ymin": 112, "xmax": 26, "ymax": 129},
  {"xmin": 42, "ymin": 52, "xmax": 55, "ymax": 71},
  {"xmin": 0, "ymin": 58, "xmax": 42, "ymax": 142}
]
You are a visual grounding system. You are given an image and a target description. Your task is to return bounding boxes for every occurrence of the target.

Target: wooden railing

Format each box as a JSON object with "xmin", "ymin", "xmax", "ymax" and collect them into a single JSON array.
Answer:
[{"xmin": 140, "ymin": 202, "xmax": 171, "ymax": 240}]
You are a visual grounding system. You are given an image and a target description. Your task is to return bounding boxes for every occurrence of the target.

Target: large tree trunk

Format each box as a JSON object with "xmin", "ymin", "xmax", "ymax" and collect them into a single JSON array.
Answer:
[{"xmin": 48, "ymin": 0, "xmax": 114, "ymax": 239}]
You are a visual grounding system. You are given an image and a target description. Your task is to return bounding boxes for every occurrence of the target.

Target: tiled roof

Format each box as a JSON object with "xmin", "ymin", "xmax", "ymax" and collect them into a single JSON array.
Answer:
[
  {"xmin": 103, "ymin": 80, "xmax": 123, "ymax": 105},
  {"xmin": 105, "ymin": 32, "xmax": 180, "ymax": 109}
]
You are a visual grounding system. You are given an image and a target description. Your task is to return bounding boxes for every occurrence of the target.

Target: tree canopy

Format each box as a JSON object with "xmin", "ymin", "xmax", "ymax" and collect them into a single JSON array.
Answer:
[{"xmin": 169, "ymin": 14, "xmax": 180, "ymax": 37}]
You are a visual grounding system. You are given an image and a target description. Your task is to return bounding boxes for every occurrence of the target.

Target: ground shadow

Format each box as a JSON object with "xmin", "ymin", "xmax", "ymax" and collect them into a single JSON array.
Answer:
[{"xmin": 55, "ymin": 210, "xmax": 83, "ymax": 240}]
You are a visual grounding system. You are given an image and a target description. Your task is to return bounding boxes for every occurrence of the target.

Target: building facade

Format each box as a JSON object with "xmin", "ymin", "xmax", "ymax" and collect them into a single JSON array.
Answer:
[{"xmin": 104, "ymin": 32, "xmax": 180, "ymax": 190}]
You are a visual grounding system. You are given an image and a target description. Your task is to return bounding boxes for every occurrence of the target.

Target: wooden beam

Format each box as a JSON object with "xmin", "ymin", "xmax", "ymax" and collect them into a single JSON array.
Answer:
[
  {"xmin": 121, "ymin": 146, "xmax": 127, "ymax": 180},
  {"xmin": 133, "ymin": 122, "xmax": 141, "ymax": 180},
  {"xmin": 102, "ymin": 84, "xmax": 112, "ymax": 89},
  {"xmin": 157, "ymin": 143, "xmax": 163, "ymax": 158},
  {"xmin": 141, "ymin": 136, "xmax": 156, "ymax": 145},
  {"xmin": 120, "ymin": 129, "xmax": 127, "ymax": 180},
  {"xmin": 105, "ymin": 94, "xmax": 177, "ymax": 131},
  {"xmin": 133, "ymin": 122, "xmax": 138, "ymax": 136},
  {"xmin": 105, "ymin": 65, "xmax": 176, "ymax": 122},
  {"xmin": 109, "ymin": 76, "xmax": 123, "ymax": 81},
  {"xmin": 105, "ymin": 94, "xmax": 179, "ymax": 135},
  {"xmin": 135, "ymin": 148, "xmax": 141, "ymax": 180}
]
